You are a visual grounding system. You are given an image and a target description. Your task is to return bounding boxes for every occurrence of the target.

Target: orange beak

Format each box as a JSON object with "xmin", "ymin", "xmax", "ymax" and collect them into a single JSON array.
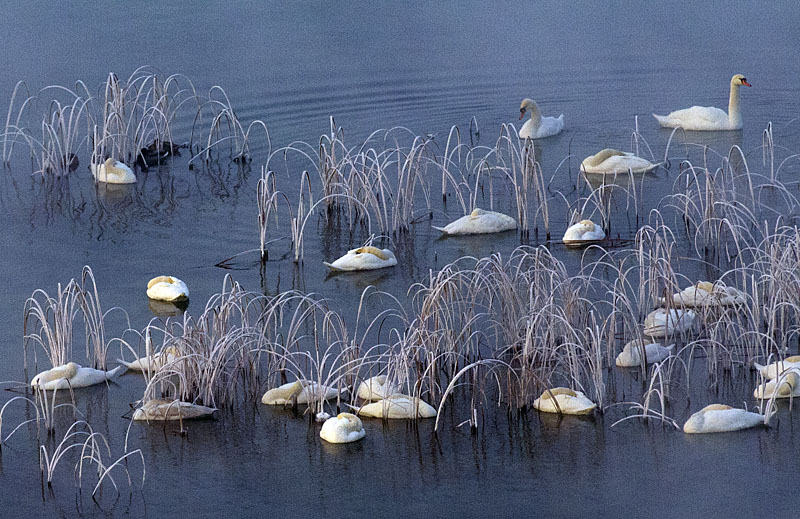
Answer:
[{"xmin": 742, "ymin": 79, "xmax": 752, "ymax": 87}]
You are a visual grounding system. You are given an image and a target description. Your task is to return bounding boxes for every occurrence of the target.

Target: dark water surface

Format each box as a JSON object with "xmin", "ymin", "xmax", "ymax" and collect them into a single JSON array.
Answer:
[{"xmin": 2, "ymin": 2, "xmax": 800, "ymax": 517}]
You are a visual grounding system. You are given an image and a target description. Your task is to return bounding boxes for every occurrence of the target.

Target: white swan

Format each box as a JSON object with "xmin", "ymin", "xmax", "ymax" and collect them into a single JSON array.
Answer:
[
  {"xmin": 31, "ymin": 362, "xmax": 125, "ymax": 390},
  {"xmin": 323, "ymin": 246, "xmax": 397, "ymax": 272},
  {"xmin": 615, "ymin": 339, "xmax": 674, "ymax": 367},
  {"xmin": 580, "ymin": 149, "xmax": 659, "ymax": 175},
  {"xmin": 117, "ymin": 347, "xmax": 178, "ymax": 372},
  {"xmin": 532, "ymin": 387, "xmax": 596, "ymax": 415},
  {"xmin": 519, "ymin": 98, "xmax": 564, "ymax": 139},
  {"xmin": 562, "ymin": 219, "xmax": 605, "ymax": 246},
  {"xmin": 643, "ymin": 308, "xmax": 696, "ymax": 337},
  {"xmin": 146, "ymin": 276, "xmax": 189, "ymax": 302},
  {"xmin": 753, "ymin": 371, "xmax": 800, "ymax": 399},
  {"xmin": 132, "ymin": 399, "xmax": 217, "ymax": 421},
  {"xmin": 659, "ymin": 281, "xmax": 746, "ymax": 308},
  {"xmin": 754, "ymin": 356, "xmax": 800, "ymax": 380},
  {"xmin": 261, "ymin": 380, "xmax": 339, "ymax": 405},
  {"xmin": 357, "ymin": 395, "xmax": 437, "ymax": 419},
  {"xmin": 433, "ymin": 208, "xmax": 516, "ymax": 235},
  {"xmin": 90, "ymin": 157, "xmax": 136, "ymax": 184},
  {"xmin": 653, "ymin": 74, "xmax": 751, "ymax": 131},
  {"xmin": 356, "ymin": 375, "xmax": 400, "ymax": 401},
  {"xmin": 683, "ymin": 404, "xmax": 765, "ymax": 433},
  {"xmin": 320, "ymin": 413, "xmax": 366, "ymax": 444}
]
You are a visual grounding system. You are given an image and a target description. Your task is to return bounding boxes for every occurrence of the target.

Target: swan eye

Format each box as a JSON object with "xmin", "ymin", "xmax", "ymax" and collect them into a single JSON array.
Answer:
[{"xmin": 741, "ymin": 77, "xmax": 747, "ymax": 83}]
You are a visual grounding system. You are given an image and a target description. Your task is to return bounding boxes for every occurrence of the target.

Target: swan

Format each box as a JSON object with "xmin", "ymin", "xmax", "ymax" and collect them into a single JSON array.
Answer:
[
  {"xmin": 357, "ymin": 395, "xmax": 437, "ymax": 419},
  {"xmin": 683, "ymin": 404, "xmax": 765, "ymax": 433},
  {"xmin": 562, "ymin": 219, "xmax": 605, "ymax": 246},
  {"xmin": 518, "ymin": 98, "xmax": 564, "ymax": 139},
  {"xmin": 320, "ymin": 413, "xmax": 366, "ymax": 444},
  {"xmin": 532, "ymin": 387, "xmax": 596, "ymax": 415},
  {"xmin": 90, "ymin": 157, "xmax": 136, "ymax": 184},
  {"xmin": 356, "ymin": 375, "xmax": 400, "ymax": 401},
  {"xmin": 261, "ymin": 380, "xmax": 339, "ymax": 405},
  {"xmin": 653, "ymin": 74, "xmax": 751, "ymax": 131},
  {"xmin": 580, "ymin": 149, "xmax": 659, "ymax": 175},
  {"xmin": 433, "ymin": 208, "xmax": 516, "ymax": 235},
  {"xmin": 31, "ymin": 362, "xmax": 126, "ymax": 390},
  {"xmin": 659, "ymin": 281, "xmax": 746, "ymax": 308},
  {"xmin": 117, "ymin": 347, "xmax": 178, "ymax": 372},
  {"xmin": 643, "ymin": 308, "xmax": 696, "ymax": 337},
  {"xmin": 753, "ymin": 371, "xmax": 800, "ymax": 399},
  {"xmin": 323, "ymin": 246, "xmax": 397, "ymax": 272},
  {"xmin": 754, "ymin": 356, "xmax": 800, "ymax": 380},
  {"xmin": 132, "ymin": 399, "xmax": 217, "ymax": 421},
  {"xmin": 147, "ymin": 276, "xmax": 189, "ymax": 302},
  {"xmin": 615, "ymin": 339, "xmax": 674, "ymax": 367}
]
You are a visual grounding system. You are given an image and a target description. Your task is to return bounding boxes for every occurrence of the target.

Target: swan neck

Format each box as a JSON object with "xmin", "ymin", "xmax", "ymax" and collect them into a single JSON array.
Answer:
[
  {"xmin": 728, "ymin": 82, "xmax": 741, "ymax": 127},
  {"xmin": 529, "ymin": 107, "xmax": 541, "ymax": 126}
]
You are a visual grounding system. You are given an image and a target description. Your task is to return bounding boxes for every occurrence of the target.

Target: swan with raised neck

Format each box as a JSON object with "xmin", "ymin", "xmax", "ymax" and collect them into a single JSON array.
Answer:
[{"xmin": 653, "ymin": 74, "xmax": 751, "ymax": 131}]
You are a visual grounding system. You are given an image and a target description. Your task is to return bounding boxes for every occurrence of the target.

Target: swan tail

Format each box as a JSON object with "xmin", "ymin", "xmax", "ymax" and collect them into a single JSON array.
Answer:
[
  {"xmin": 652, "ymin": 113, "xmax": 669, "ymax": 127},
  {"xmin": 753, "ymin": 362, "xmax": 767, "ymax": 377},
  {"xmin": 664, "ymin": 344, "xmax": 675, "ymax": 352},
  {"xmin": 432, "ymin": 226, "xmax": 448, "ymax": 233},
  {"xmin": 323, "ymin": 262, "xmax": 339, "ymax": 271},
  {"xmin": 107, "ymin": 365, "xmax": 127, "ymax": 378},
  {"xmin": 115, "ymin": 358, "xmax": 133, "ymax": 368}
]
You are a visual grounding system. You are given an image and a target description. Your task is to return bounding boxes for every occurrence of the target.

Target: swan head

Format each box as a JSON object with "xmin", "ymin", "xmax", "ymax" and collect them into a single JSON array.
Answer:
[
  {"xmin": 695, "ymin": 281, "xmax": 715, "ymax": 293},
  {"xmin": 519, "ymin": 98, "xmax": 539, "ymax": 120},
  {"xmin": 731, "ymin": 74, "xmax": 751, "ymax": 87},
  {"xmin": 33, "ymin": 362, "xmax": 80, "ymax": 386},
  {"xmin": 352, "ymin": 246, "xmax": 390, "ymax": 261},
  {"xmin": 148, "ymin": 275, "xmax": 179, "ymax": 289},
  {"xmin": 103, "ymin": 157, "xmax": 116, "ymax": 169},
  {"xmin": 542, "ymin": 387, "xmax": 577, "ymax": 399}
]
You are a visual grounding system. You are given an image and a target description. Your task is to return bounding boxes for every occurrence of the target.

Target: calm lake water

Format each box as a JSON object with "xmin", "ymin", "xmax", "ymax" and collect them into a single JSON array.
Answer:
[{"xmin": 2, "ymin": 2, "xmax": 800, "ymax": 517}]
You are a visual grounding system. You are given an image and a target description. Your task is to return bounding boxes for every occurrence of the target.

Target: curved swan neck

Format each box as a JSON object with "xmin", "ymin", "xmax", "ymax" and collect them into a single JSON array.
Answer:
[
  {"xmin": 728, "ymin": 80, "xmax": 741, "ymax": 128},
  {"xmin": 528, "ymin": 104, "xmax": 542, "ymax": 126}
]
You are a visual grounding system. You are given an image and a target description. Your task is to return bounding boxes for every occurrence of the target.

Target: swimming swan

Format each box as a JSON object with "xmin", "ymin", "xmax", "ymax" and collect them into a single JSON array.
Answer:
[
  {"xmin": 117, "ymin": 347, "xmax": 178, "ymax": 372},
  {"xmin": 754, "ymin": 356, "xmax": 800, "ymax": 380},
  {"xmin": 659, "ymin": 281, "xmax": 746, "ymax": 308},
  {"xmin": 653, "ymin": 74, "xmax": 751, "ymax": 131},
  {"xmin": 683, "ymin": 404, "xmax": 765, "ymax": 433},
  {"xmin": 320, "ymin": 413, "xmax": 366, "ymax": 443},
  {"xmin": 132, "ymin": 399, "xmax": 217, "ymax": 421},
  {"xmin": 532, "ymin": 387, "xmax": 596, "ymax": 415},
  {"xmin": 357, "ymin": 395, "xmax": 437, "ymax": 419},
  {"xmin": 147, "ymin": 276, "xmax": 189, "ymax": 302},
  {"xmin": 643, "ymin": 308, "xmax": 696, "ymax": 337},
  {"xmin": 753, "ymin": 371, "xmax": 800, "ymax": 399},
  {"xmin": 518, "ymin": 98, "xmax": 564, "ymax": 139},
  {"xmin": 615, "ymin": 339, "xmax": 674, "ymax": 367},
  {"xmin": 433, "ymin": 208, "xmax": 517, "ymax": 235},
  {"xmin": 562, "ymin": 219, "xmax": 605, "ymax": 246},
  {"xmin": 356, "ymin": 375, "xmax": 400, "ymax": 401},
  {"xmin": 323, "ymin": 246, "xmax": 397, "ymax": 271},
  {"xmin": 31, "ymin": 362, "xmax": 126, "ymax": 390},
  {"xmin": 90, "ymin": 157, "xmax": 136, "ymax": 184},
  {"xmin": 261, "ymin": 380, "xmax": 339, "ymax": 405},
  {"xmin": 580, "ymin": 149, "xmax": 659, "ymax": 175}
]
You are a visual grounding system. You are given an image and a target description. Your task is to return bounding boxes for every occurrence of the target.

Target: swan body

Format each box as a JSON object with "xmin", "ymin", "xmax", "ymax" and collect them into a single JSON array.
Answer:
[
  {"xmin": 31, "ymin": 362, "xmax": 125, "ymax": 390},
  {"xmin": 261, "ymin": 380, "xmax": 339, "ymax": 405},
  {"xmin": 433, "ymin": 208, "xmax": 516, "ymax": 235},
  {"xmin": 653, "ymin": 74, "xmax": 751, "ymax": 131},
  {"xmin": 147, "ymin": 276, "xmax": 189, "ymax": 302},
  {"xmin": 356, "ymin": 375, "xmax": 400, "ymax": 401},
  {"xmin": 644, "ymin": 308, "xmax": 696, "ymax": 337},
  {"xmin": 357, "ymin": 395, "xmax": 437, "ymax": 419},
  {"xmin": 323, "ymin": 246, "xmax": 397, "ymax": 271},
  {"xmin": 580, "ymin": 149, "xmax": 659, "ymax": 175},
  {"xmin": 132, "ymin": 399, "xmax": 217, "ymax": 421},
  {"xmin": 754, "ymin": 356, "xmax": 800, "ymax": 380},
  {"xmin": 319, "ymin": 413, "xmax": 366, "ymax": 444},
  {"xmin": 519, "ymin": 98, "xmax": 564, "ymax": 139},
  {"xmin": 615, "ymin": 339, "xmax": 674, "ymax": 367},
  {"xmin": 683, "ymin": 404, "xmax": 764, "ymax": 433},
  {"xmin": 753, "ymin": 371, "xmax": 800, "ymax": 399},
  {"xmin": 659, "ymin": 281, "xmax": 746, "ymax": 308},
  {"xmin": 90, "ymin": 158, "xmax": 136, "ymax": 184},
  {"xmin": 118, "ymin": 348, "xmax": 178, "ymax": 372},
  {"xmin": 562, "ymin": 219, "xmax": 605, "ymax": 245},
  {"xmin": 532, "ymin": 387, "xmax": 596, "ymax": 415}
]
